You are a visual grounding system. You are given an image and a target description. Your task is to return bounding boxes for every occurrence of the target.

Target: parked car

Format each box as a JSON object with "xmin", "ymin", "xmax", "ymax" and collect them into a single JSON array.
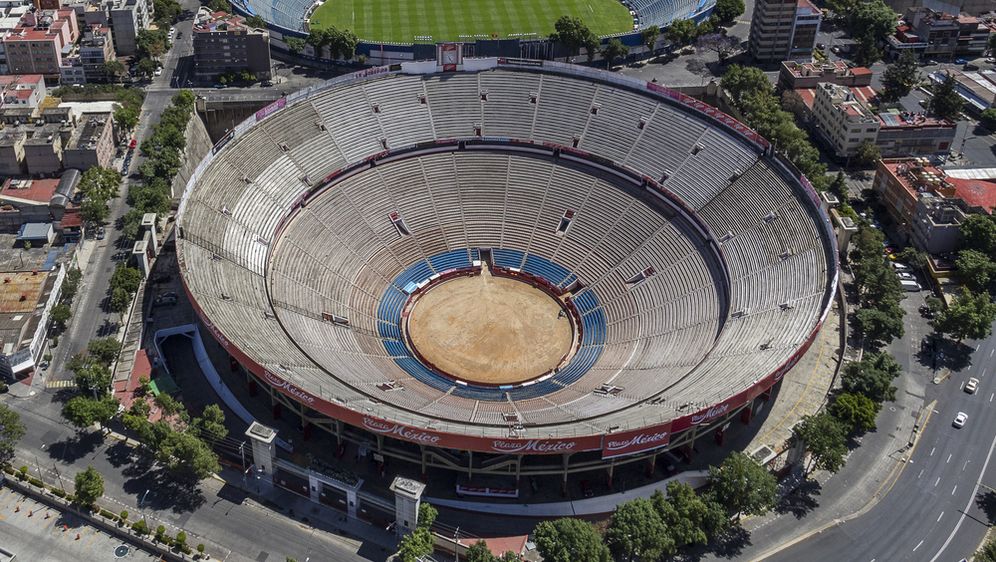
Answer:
[
  {"xmin": 261, "ymin": 80, "xmax": 273, "ymax": 87},
  {"xmin": 891, "ymin": 262, "xmax": 911, "ymax": 271},
  {"xmin": 955, "ymin": 57, "xmax": 968, "ymax": 65},
  {"xmin": 965, "ymin": 377, "xmax": 979, "ymax": 394},
  {"xmin": 153, "ymin": 294, "xmax": 178, "ymax": 307},
  {"xmin": 154, "ymin": 67, "xmax": 163, "ymax": 76},
  {"xmin": 953, "ymin": 411, "xmax": 968, "ymax": 428},
  {"xmin": 96, "ymin": 227, "xmax": 105, "ymax": 240},
  {"xmin": 900, "ymin": 279, "xmax": 921, "ymax": 291},
  {"xmin": 898, "ymin": 272, "xmax": 916, "ymax": 281}
]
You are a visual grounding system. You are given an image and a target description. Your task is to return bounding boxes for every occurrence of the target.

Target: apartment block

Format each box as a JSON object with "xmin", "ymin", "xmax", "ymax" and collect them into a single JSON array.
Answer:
[
  {"xmin": 748, "ymin": 0, "xmax": 821, "ymax": 63},
  {"xmin": 193, "ymin": 8, "xmax": 271, "ymax": 81}
]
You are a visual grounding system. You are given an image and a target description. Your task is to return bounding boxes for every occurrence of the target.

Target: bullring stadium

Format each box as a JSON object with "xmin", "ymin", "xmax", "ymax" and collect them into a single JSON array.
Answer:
[{"xmin": 176, "ymin": 56, "xmax": 838, "ymax": 479}]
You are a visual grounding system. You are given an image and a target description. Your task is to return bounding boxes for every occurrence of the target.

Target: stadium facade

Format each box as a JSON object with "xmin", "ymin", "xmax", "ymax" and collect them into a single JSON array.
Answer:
[{"xmin": 177, "ymin": 57, "xmax": 838, "ymax": 481}]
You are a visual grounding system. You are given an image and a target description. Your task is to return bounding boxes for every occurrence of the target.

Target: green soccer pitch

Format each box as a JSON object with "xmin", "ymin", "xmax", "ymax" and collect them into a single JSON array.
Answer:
[{"xmin": 309, "ymin": 0, "xmax": 634, "ymax": 44}]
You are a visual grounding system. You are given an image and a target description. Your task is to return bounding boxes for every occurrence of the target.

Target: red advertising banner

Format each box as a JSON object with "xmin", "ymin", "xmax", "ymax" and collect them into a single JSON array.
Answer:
[
  {"xmin": 601, "ymin": 422, "xmax": 672, "ymax": 459},
  {"xmin": 254, "ymin": 97, "xmax": 286, "ymax": 122}
]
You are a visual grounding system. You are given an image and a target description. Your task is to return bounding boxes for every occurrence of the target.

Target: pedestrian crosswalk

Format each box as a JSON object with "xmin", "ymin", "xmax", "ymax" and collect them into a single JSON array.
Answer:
[{"xmin": 45, "ymin": 379, "xmax": 76, "ymax": 389}]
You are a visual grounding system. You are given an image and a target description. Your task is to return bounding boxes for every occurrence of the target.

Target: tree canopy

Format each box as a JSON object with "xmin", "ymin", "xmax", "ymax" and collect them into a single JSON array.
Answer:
[
  {"xmin": 551, "ymin": 16, "xmax": 598, "ymax": 58},
  {"xmin": 707, "ymin": 451, "xmax": 777, "ymax": 519},
  {"xmin": 793, "ymin": 412, "xmax": 848, "ymax": 473},
  {"xmin": 641, "ymin": 25, "xmax": 660, "ymax": 52},
  {"xmin": 192, "ymin": 404, "xmax": 228, "ymax": 442},
  {"xmin": 0, "ymin": 404, "xmax": 25, "ymax": 464},
  {"xmin": 960, "ymin": 215, "xmax": 996, "ymax": 257},
  {"xmin": 652, "ymin": 482, "xmax": 728, "ymax": 548},
  {"xmin": 930, "ymin": 72, "xmax": 964, "ymax": 121},
  {"xmin": 842, "ymin": 351, "xmax": 901, "ymax": 402},
  {"xmin": 601, "ymin": 38, "xmax": 628, "ymax": 68},
  {"xmin": 713, "ymin": 0, "xmax": 745, "ymax": 23},
  {"xmin": 881, "ymin": 50, "xmax": 920, "ymax": 101},
  {"xmin": 665, "ymin": 18, "xmax": 699, "ymax": 46},
  {"xmin": 605, "ymin": 497, "xmax": 673, "ymax": 561},
  {"xmin": 830, "ymin": 392, "xmax": 879, "ymax": 434},
  {"xmin": 956, "ymin": 249, "xmax": 996, "ymax": 292},
  {"xmin": 74, "ymin": 466, "xmax": 104, "ymax": 507},
  {"xmin": 534, "ymin": 518, "xmax": 611, "ymax": 562},
  {"xmin": 847, "ymin": 0, "xmax": 896, "ymax": 65},
  {"xmin": 62, "ymin": 395, "xmax": 119, "ymax": 430},
  {"xmin": 157, "ymin": 430, "xmax": 221, "ymax": 480},
  {"xmin": 933, "ymin": 289, "xmax": 996, "ymax": 342}
]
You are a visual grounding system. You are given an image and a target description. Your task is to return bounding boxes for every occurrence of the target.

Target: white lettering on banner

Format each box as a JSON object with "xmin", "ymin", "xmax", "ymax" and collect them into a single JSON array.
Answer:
[
  {"xmin": 263, "ymin": 371, "xmax": 316, "ymax": 405},
  {"xmin": 490, "ymin": 440, "xmax": 576, "ymax": 454},
  {"xmin": 606, "ymin": 431, "xmax": 669, "ymax": 451},
  {"xmin": 362, "ymin": 417, "xmax": 441, "ymax": 444},
  {"xmin": 691, "ymin": 403, "xmax": 730, "ymax": 425},
  {"xmin": 201, "ymin": 318, "xmax": 229, "ymax": 350}
]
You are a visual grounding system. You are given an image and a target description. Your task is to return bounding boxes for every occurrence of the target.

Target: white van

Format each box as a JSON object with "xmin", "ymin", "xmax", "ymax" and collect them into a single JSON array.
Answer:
[
  {"xmin": 891, "ymin": 262, "xmax": 911, "ymax": 271},
  {"xmin": 900, "ymin": 279, "xmax": 920, "ymax": 291}
]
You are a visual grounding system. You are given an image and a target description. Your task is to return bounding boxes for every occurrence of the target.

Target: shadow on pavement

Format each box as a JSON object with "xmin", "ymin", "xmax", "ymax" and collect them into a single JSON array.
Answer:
[
  {"xmin": 975, "ymin": 489, "xmax": 996, "ymax": 523},
  {"xmin": 774, "ymin": 478, "xmax": 823, "ymax": 519},
  {"xmin": 46, "ymin": 430, "xmax": 104, "ymax": 464}
]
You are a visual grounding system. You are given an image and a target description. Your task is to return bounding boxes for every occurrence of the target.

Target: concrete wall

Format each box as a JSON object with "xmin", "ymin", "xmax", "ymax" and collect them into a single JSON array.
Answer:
[{"xmin": 170, "ymin": 113, "xmax": 212, "ymax": 200}]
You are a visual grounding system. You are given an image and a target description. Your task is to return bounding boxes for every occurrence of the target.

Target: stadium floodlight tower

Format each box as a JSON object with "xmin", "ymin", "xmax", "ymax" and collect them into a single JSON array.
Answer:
[{"xmin": 390, "ymin": 477, "xmax": 426, "ymax": 537}]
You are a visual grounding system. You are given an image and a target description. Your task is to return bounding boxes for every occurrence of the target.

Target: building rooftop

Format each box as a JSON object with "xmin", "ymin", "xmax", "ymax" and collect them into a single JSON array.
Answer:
[
  {"xmin": 882, "ymin": 158, "xmax": 953, "ymax": 201},
  {"xmin": 0, "ymin": 177, "xmax": 59, "ymax": 204},
  {"xmin": 66, "ymin": 112, "xmax": 108, "ymax": 150},
  {"xmin": 878, "ymin": 109, "xmax": 952, "ymax": 129},
  {"xmin": 0, "ymin": 268, "xmax": 57, "ymax": 355},
  {"xmin": 193, "ymin": 8, "xmax": 263, "ymax": 34},
  {"xmin": 782, "ymin": 60, "xmax": 871, "ymax": 80},
  {"xmin": 942, "ymin": 178, "xmax": 996, "ymax": 214}
]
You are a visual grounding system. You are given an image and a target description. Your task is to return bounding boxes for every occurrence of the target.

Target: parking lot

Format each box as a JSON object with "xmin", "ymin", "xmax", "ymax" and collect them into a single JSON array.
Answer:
[{"xmin": 0, "ymin": 486, "xmax": 159, "ymax": 561}]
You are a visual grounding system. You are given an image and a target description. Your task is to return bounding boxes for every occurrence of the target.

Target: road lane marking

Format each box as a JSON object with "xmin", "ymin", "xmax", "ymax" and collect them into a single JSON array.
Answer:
[
  {"xmin": 918, "ymin": 469, "xmax": 924, "ymax": 478},
  {"xmin": 947, "ymin": 453, "xmax": 952, "ymax": 463},
  {"xmin": 991, "ymin": 393, "xmax": 994, "ymax": 403},
  {"xmin": 951, "ymin": 485, "xmax": 957, "ymax": 495},
  {"xmin": 930, "ymin": 447, "xmax": 935, "ymax": 456},
  {"xmin": 935, "ymin": 476, "xmax": 941, "ymax": 486},
  {"xmin": 964, "ymin": 461, "xmax": 970, "ymax": 471},
  {"xmin": 914, "ymin": 540, "xmax": 924, "ymax": 552},
  {"xmin": 931, "ymin": 430, "xmax": 996, "ymax": 561},
  {"xmin": 990, "ymin": 349, "xmax": 994, "ymax": 358},
  {"xmin": 937, "ymin": 512, "xmax": 944, "ymax": 522}
]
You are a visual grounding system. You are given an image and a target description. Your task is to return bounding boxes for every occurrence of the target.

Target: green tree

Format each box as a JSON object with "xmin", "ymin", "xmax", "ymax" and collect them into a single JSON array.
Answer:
[
  {"xmin": 153, "ymin": 0, "xmax": 181, "ymax": 24},
  {"xmin": 417, "ymin": 502, "xmax": 437, "ymax": 529},
  {"xmin": 829, "ymin": 171, "xmax": 848, "ymax": 203},
  {"xmin": 881, "ymin": 50, "xmax": 920, "ymax": 101},
  {"xmin": 696, "ymin": 32, "xmax": 740, "ymax": 61},
  {"xmin": 102, "ymin": 60, "xmax": 127, "ymax": 82},
  {"xmin": 534, "ymin": 518, "xmax": 611, "ymax": 562},
  {"xmin": 114, "ymin": 105, "xmax": 139, "ymax": 131},
  {"xmin": 605, "ymin": 497, "xmax": 673, "ymax": 561},
  {"xmin": 207, "ymin": 0, "xmax": 228, "ymax": 11},
  {"xmin": 136, "ymin": 57, "xmax": 160, "ymax": 77},
  {"xmin": 192, "ymin": 404, "xmax": 228, "ymax": 442},
  {"xmin": 855, "ymin": 306, "xmax": 904, "ymax": 348},
  {"xmin": 841, "ymin": 351, "xmax": 901, "ymax": 402},
  {"xmin": 827, "ymin": 0, "xmax": 859, "ymax": 15},
  {"xmin": 0, "ymin": 404, "xmax": 25, "ymax": 464},
  {"xmin": 157, "ymin": 431, "xmax": 220, "ymax": 480},
  {"xmin": 550, "ymin": 16, "xmax": 598, "ymax": 59},
  {"xmin": 136, "ymin": 29, "xmax": 169, "ymax": 59},
  {"xmin": 977, "ymin": 537, "xmax": 996, "ymax": 562},
  {"xmin": 981, "ymin": 108, "xmax": 996, "ymax": 131},
  {"xmin": 665, "ymin": 18, "xmax": 699, "ymax": 46},
  {"xmin": 929, "ymin": 73, "xmax": 964, "ymax": 121},
  {"xmin": 286, "ymin": 36, "xmax": 306, "ymax": 55},
  {"xmin": 80, "ymin": 198, "xmax": 109, "ymax": 225},
  {"xmin": 852, "ymin": 139, "xmax": 881, "ymax": 167},
  {"xmin": 651, "ymin": 482, "xmax": 728, "ymax": 548},
  {"xmin": 465, "ymin": 541, "xmax": 497, "ymax": 562},
  {"xmin": 956, "ymin": 249, "xmax": 996, "ymax": 291},
  {"xmin": 601, "ymin": 38, "xmax": 628, "ymax": 68},
  {"xmin": 847, "ymin": 0, "xmax": 895, "ymax": 65},
  {"xmin": 110, "ymin": 266, "xmax": 143, "ymax": 295},
  {"xmin": 109, "ymin": 287, "xmax": 132, "ymax": 315},
  {"xmin": 707, "ymin": 451, "xmax": 777, "ymax": 519},
  {"xmin": 396, "ymin": 528, "xmax": 433, "ymax": 562},
  {"xmin": 960, "ymin": 214, "xmax": 996, "ymax": 257},
  {"xmin": 71, "ymin": 361, "xmax": 113, "ymax": 398},
  {"xmin": 830, "ymin": 392, "xmax": 879, "ymax": 433},
  {"xmin": 641, "ymin": 25, "xmax": 660, "ymax": 52},
  {"xmin": 50, "ymin": 303, "xmax": 72, "ymax": 329},
  {"xmin": 62, "ymin": 395, "xmax": 119, "ymax": 430},
  {"xmin": 80, "ymin": 167, "xmax": 121, "ymax": 201},
  {"xmin": 792, "ymin": 412, "xmax": 848, "ymax": 473},
  {"xmin": 933, "ymin": 288, "xmax": 996, "ymax": 342},
  {"xmin": 74, "ymin": 466, "xmax": 104, "ymax": 507},
  {"xmin": 244, "ymin": 15, "xmax": 266, "ymax": 28},
  {"xmin": 721, "ymin": 64, "xmax": 772, "ymax": 108},
  {"xmin": 88, "ymin": 338, "xmax": 122, "ymax": 365},
  {"xmin": 713, "ymin": 0, "xmax": 745, "ymax": 24}
]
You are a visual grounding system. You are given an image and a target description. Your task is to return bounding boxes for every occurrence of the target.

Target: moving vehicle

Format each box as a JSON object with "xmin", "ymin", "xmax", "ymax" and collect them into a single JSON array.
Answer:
[
  {"xmin": 900, "ymin": 279, "xmax": 920, "ymax": 291},
  {"xmin": 965, "ymin": 377, "xmax": 979, "ymax": 394},
  {"xmin": 953, "ymin": 411, "xmax": 968, "ymax": 428}
]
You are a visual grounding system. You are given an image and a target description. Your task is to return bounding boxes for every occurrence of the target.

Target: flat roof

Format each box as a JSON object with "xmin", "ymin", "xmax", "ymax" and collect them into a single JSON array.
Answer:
[{"xmin": 1, "ymin": 177, "xmax": 58, "ymax": 204}]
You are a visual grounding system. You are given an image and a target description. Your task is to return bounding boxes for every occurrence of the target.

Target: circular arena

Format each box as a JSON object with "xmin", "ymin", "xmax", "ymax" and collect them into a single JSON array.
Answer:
[{"xmin": 177, "ymin": 58, "xmax": 838, "ymax": 479}]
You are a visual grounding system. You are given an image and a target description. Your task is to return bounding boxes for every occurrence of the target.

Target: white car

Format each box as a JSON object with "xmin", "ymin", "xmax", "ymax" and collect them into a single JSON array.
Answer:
[
  {"xmin": 953, "ymin": 411, "xmax": 968, "ymax": 428},
  {"xmin": 898, "ymin": 272, "xmax": 916, "ymax": 281},
  {"xmin": 154, "ymin": 67, "xmax": 163, "ymax": 76},
  {"xmin": 965, "ymin": 377, "xmax": 979, "ymax": 394}
]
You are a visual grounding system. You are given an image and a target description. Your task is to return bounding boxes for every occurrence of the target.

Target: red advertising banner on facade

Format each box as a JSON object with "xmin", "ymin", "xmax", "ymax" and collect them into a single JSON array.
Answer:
[{"xmin": 601, "ymin": 422, "xmax": 672, "ymax": 459}]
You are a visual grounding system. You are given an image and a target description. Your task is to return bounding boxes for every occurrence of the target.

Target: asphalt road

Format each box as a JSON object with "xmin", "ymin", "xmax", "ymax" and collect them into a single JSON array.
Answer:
[{"xmin": 768, "ymin": 322, "xmax": 996, "ymax": 561}]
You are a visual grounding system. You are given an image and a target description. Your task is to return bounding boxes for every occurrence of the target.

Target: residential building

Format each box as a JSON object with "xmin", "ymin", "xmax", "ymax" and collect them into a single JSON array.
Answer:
[
  {"xmin": 777, "ymin": 60, "xmax": 873, "ymax": 90},
  {"xmin": 60, "ymin": 23, "xmax": 113, "ymax": 83},
  {"xmin": 3, "ymin": 9, "xmax": 80, "ymax": 80},
  {"xmin": 748, "ymin": 0, "xmax": 822, "ymax": 63},
  {"xmin": 888, "ymin": 7, "xmax": 993, "ymax": 60},
  {"xmin": 874, "ymin": 158, "xmax": 950, "ymax": 230},
  {"xmin": 0, "ymin": 173, "xmax": 74, "ymax": 229},
  {"xmin": 192, "ymin": 8, "xmax": 271, "ymax": 81},
  {"xmin": 0, "ymin": 264, "xmax": 64, "ymax": 378},
  {"xmin": 0, "ymin": 74, "xmax": 46, "ymax": 109},
  {"xmin": 61, "ymin": 111, "xmax": 112, "ymax": 168},
  {"xmin": 106, "ymin": 0, "xmax": 151, "ymax": 56},
  {"xmin": 811, "ymin": 82, "xmax": 880, "ymax": 159},
  {"xmin": 885, "ymin": 0, "xmax": 996, "ymax": 17},
  {"xmin": 911, "ymin": 193, "xmax": 967, "ymax": 254},
  {"xmin": 811, "ymin": 82, "xmax": 955, "ymax": 159},
  {"xmin": 33, "ymin": 0, "xmax": 62, "ymax": 9}
]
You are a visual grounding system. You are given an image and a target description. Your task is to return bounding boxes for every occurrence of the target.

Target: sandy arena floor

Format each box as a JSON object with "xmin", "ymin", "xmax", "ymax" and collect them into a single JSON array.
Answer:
[{"xmin": 406, "ymin": 272, "xmax": 573, "ymax": 385}]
